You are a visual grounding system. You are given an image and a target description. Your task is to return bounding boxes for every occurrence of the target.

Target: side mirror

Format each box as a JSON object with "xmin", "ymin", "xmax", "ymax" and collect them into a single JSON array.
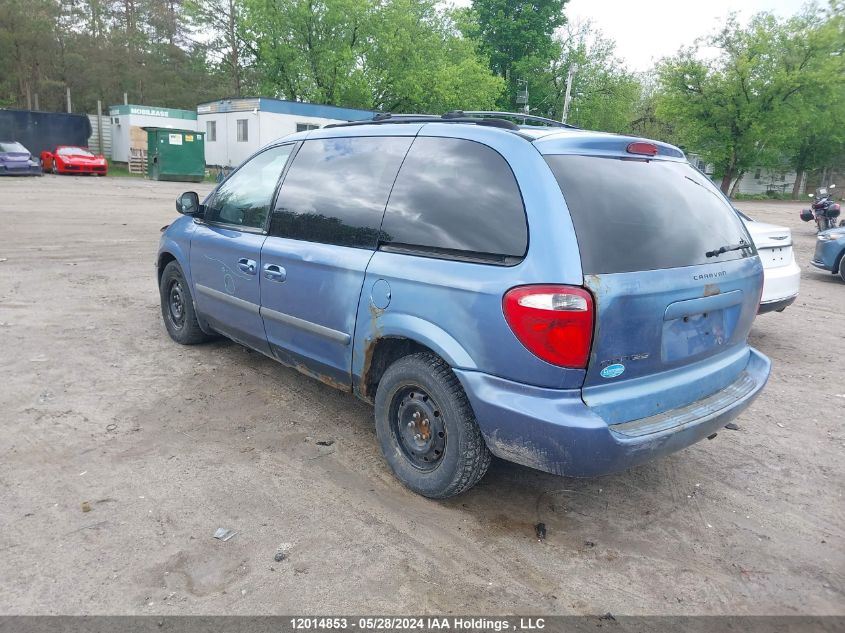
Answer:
[{"xmin": 176, "ymin": 191, "xmax": 201, "ymax": 216}]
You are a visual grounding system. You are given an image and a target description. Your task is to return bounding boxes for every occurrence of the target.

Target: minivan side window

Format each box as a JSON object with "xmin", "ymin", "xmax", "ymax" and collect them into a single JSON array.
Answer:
[
  {"xmin": 380, "ymin": 137, "xmax": 528, "ymax": 262},
  {"xmin": 204, "ymin": 144, "xmax": 294, "ymax": 229},
  {"xmin": 269, "ymin": 136, "xmax": 412, "ymax": 249}
]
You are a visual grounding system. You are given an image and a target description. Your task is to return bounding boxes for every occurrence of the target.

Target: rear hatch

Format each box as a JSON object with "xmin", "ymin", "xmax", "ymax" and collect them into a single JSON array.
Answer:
[{"xmin": 544, "ymin": 152, "xmax": 763, "ymax": 425}]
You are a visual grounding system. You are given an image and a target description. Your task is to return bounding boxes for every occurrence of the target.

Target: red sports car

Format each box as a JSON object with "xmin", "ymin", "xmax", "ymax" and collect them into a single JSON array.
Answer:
[{"xmin": 41, "ymin": 146, "xmax": 108, "ymax": 175}]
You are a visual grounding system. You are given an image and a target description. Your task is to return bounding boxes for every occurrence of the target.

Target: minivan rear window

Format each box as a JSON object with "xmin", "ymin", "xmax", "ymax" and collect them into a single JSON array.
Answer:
[{"xmin": 545, "ymin": 156, "xmax": 753, "ymax": 274}]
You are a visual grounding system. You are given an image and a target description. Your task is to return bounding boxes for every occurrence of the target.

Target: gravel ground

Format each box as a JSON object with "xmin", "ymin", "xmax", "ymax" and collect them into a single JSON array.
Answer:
[{"xmin": 0, "ymin": 176, "xmax": 842, "ymax": 615}]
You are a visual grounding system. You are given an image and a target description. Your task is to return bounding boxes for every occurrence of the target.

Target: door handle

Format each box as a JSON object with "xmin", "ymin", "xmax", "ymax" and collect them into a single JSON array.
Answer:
[
  {"xmin": 263, "ymin": 263, "xmax": 286, "ymax": 282},
  {"xmin": 238, "ymin": 258, "xmax": 257, "ymax": 274}
]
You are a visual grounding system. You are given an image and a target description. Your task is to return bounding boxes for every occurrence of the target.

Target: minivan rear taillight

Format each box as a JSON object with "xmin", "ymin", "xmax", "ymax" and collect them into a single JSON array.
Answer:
[{"xmin": 503, "ymin": 285, "xmax": 594, "ymax": 368}]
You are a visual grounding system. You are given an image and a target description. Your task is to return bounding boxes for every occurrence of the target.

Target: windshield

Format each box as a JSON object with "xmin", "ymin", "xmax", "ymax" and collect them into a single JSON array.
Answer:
[
  {"xmin": 0, "ymin": 142, "xmax": 27, "ymax": 153},
  {"xmin": 58, "ymin": 147, "xmax": 95, "ymax": 157},
  {"xmin": 545, "ymin": 155, "xmax": 754, "ymax": 274}
]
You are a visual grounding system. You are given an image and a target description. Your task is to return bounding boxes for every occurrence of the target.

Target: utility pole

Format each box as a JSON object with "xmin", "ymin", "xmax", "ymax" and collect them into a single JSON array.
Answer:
[
  {"xmin": 561, "ymin": 64, "xmax": 578, "ymax": 124},
  {"xmin": 66, "ymin": 87, "xmax": 72, "ymax": 113},
  {"xmin": 516, "ymin": 79, "xmax": 529, "ymax": 119},
  {"xmin": 96, "ymin": 100, "xmax": 104, "ymax": 155}
]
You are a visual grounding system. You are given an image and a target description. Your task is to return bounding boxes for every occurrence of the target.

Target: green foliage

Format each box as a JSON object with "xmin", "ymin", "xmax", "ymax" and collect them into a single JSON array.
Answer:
[
  {"xmin": 0, "ymin": 0, "xmax": 59, "ymax": 107},
  {"xmin": 655, "ymin": 5, "xmax": 845, "ymax": 193},
  {"xmin": 0, "ymin": 0, "xmax": 225, "ymax": 112},
  {"xmin": 465, "ymin": 0, "xmax": 566, "ymax": 109},
  {"xmin": 732, "ymin": 191, "xmax": 790, "ymax": 200},
  {"xmin": 779, "ymin": 2, "xmax": 845, "ymax": 192},
  {"xmin": 0, "ymin": 0, "xmax": 502, "ymax": 115},
  {"xmin": 526, "ymin": 21, "xmax": 642, "ymax": 132},
  {"xmin": 243, "ymin": 0, "xmax": 370, "ymax": 106},
  {"xmin": 364, "ymin": 0, "xmax": 504, "ymax": 112},
  {"xmin": 184, "ymin": 0, "xmax": 254, "ymax": 96},
  {"xmin": 242, "ymin": 0, "xmax": 503, "ymax": 112}
]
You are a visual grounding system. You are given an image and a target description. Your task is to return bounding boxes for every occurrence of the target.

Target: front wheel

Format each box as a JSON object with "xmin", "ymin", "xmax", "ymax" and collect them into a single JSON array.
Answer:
[
  {"xmin": 374, "ymin": 352, "xmax": 491, "ymax": 498},
  {"xmin": 159, "ymin": 261, "xmax": 211, "ymax": 345},
  {"xmin": 838, "ymin": 254, "xmax": 845, "ymax": 283},
  {"xmin": 52, "ymin": 159, "xmax": 60, "ymax": 174}
]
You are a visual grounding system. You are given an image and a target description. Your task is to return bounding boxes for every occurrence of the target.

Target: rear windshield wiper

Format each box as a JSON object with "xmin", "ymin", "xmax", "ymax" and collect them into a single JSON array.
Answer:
[{"xmin": 705, "ymin": 240, "xmax": 752, "ymax": 258}]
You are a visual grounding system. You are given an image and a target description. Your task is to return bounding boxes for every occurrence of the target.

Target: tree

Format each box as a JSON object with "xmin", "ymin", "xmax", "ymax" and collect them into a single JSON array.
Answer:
[
  {"xmin": 243, "ymin": 0, "xmax": 372, "ymax": 106},
  {"xmin": 781, "ymin": 2, "xmax": 845, "ymax": 195},
  {"xmin": 0, "ymin": 0, "xmax": 229, "ymax": 112},
  {"xmin": 0, "ymin": 0, "xmax": 59, "ymax": 108},
  {"xmin": 463, "ymin": 0, "xmax": 566, "ymax": 110},
  {"xmin": 526, "ymin": 21, "xmax": 642, "ymax": 131},
  {"xmin": 242, "ymin": 0, "xmax": 503, "ymax": 112},
  {"xmin": 364, "ymin": 0, "xmax": 504, "ymax": 112},
  {"xmin": 655, "ymin": 7, "xmax": 845, "ymax": 194},
  {"xmin": 185, "ymin": 0, "xmax": 251, "ymax": 96}
]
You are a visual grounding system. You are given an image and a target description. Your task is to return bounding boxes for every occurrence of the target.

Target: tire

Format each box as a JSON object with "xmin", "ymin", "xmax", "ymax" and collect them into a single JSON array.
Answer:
[
  {"xmin": 52, "ymin": 159, "xmax": 60, "ymax": 174},
  {"xmin": 838, "ymin": 253, "xmax": 845, "ymax": 283},
  {"xmin": 159, "ymin": 261, "xmax": 211, "ymax": 345},
  {"xmin": 374, "ymin": 352, "xmax": 491, "ymax": 498}
]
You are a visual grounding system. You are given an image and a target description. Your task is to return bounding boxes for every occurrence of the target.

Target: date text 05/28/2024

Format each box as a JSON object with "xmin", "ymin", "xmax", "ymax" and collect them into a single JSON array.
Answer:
[{"xmin": 289, "ymin": 617, "xmax": 547, "ymax": 631}]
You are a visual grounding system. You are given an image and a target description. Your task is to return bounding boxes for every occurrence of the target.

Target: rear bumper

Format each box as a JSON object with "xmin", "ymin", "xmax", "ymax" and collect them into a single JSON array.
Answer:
[
  {"xmin": 758, "ymin": 294, "xmax": 797, "ymax": 314},
  {"xmin": 759, "ymin": 259, "xmax": 800, "ymax": 311},
  {"xmin": 455, "ymin": 347, "xmax": 770, "ymax": 477}
]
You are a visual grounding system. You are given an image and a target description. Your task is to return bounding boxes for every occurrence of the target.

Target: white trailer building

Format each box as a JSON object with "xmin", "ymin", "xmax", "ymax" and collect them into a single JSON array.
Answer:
[
  {"xmin": 197, "ymin": 98, "xmax": 372, "ymax": 168},
  {"xmin": 108, "ymin": 104, "xmax": 198, "ymax": 163}
]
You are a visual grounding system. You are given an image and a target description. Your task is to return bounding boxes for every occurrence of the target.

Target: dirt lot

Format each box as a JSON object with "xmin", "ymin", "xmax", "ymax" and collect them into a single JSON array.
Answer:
[{"xmin": 0, "ymin": 175, "xmax": 842, "ymax": 616}]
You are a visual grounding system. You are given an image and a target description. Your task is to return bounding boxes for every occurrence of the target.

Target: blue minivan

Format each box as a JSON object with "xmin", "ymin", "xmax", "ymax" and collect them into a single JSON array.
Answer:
[{"xmin": 157, "ymin": 112, "xmax": 771, "ymax": 498}]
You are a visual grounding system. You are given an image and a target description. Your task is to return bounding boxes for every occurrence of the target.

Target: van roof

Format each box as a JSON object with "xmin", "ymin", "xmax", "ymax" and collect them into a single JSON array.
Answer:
[
  {"xmin": 529, "ymin": 128, "xmax": 686, "ymax": 160},
  {"xmin": 321, "ymin": 111, "xmax": 686, "ymax": 161}
]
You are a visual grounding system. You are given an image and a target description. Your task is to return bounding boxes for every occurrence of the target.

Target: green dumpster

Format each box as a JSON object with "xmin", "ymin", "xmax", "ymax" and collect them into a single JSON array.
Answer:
[{"xmin": 145, "ymin": 127, "xmax": 205, "ymax": 182}]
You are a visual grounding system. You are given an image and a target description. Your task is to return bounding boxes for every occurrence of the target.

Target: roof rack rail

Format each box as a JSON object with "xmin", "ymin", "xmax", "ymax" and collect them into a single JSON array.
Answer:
[
  {"xmin": 372, "ymin": 113, "xmax": 439, "ymax": 121},
  {"xmin": 455, "ymin": 111, "xmax": 578, "ymax": 129},
  {"xmin": 324, "ymin": 111, "xmax": 522, "ymax": 131}
]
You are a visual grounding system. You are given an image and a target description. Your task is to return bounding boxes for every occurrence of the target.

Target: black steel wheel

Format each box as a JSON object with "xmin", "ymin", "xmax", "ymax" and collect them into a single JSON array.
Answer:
[
  {"xmin": 159, "ymin": 261, "xmax": 211, "ymax": 345},
  {"xmin": 167, "ymin": 278, "xmax": 187, "ymax": 331},
  {"xmin": 391, "ymin": 386, "xmax": 447, "ymax": 471},
  {"xmin": 374, "ymin": 352, "xmax": 491, "ymax": 498}
]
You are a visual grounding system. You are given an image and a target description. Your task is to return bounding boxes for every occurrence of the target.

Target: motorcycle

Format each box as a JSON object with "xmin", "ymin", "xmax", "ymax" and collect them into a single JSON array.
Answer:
[{"xmin": 800, "ymin": 184, "xmax": 842, "ymax": 232}]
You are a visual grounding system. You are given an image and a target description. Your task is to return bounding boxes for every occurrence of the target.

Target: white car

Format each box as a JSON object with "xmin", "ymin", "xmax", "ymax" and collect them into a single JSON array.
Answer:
[{"xmin": 739, "ymin": 212, "xmax": 801, "ymax": 313}]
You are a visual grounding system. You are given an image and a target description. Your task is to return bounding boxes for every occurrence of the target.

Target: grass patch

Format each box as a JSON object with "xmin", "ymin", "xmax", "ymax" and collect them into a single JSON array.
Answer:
[
  {"xmin": 106, "ymin": 160, "xmax": 217, "ymax": 182},
  {"xmin": 106, "ymin": 161, "xmax": 144, "ymax": 179}
]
